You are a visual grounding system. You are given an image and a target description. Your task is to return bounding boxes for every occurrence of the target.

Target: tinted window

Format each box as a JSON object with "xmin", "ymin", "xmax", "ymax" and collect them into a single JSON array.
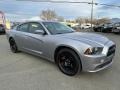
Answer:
[
  {"xmin": 29, "ymin": 22, "xmax": 44, "ymax": 33},
  {"xmin": 17, "ymin": 23, "xmax": 29, "ymax": 32}
]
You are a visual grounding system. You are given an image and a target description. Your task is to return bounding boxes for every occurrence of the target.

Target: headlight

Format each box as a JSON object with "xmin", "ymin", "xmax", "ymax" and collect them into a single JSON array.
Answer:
[{"xmin": 84, "ymin": 47, "xmax": 103, "ymax": 55}]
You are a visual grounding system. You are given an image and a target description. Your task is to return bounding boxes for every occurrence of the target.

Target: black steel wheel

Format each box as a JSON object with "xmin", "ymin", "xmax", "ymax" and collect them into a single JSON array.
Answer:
[
  {"xmin": 56, "ymin": 48, "xmax": 82, "ymax": 76},
  {"xmin": 9, "ymin": 38, "xmax": 18, "ymax": 53}
]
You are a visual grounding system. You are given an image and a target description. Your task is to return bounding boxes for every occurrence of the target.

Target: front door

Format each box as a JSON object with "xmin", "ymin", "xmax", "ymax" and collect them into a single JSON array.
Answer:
[{"xmin": 23, "ymin": 22, "xmax": 46, "ymax": 56}]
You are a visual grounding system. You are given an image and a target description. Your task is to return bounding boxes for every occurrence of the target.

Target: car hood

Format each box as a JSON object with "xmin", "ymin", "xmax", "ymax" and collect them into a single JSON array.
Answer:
[{"xmin": 58, "ymin": 32, "xmax": 110, "ymax": 46}]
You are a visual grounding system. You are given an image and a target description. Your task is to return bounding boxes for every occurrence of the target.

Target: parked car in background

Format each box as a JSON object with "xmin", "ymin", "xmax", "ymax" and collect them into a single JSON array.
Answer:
[
  {"xmin": 6, "ymin": 21, "xmax": 116, "ymax": 76},
  {"xmin": 101, "ymin": 23, "xmax": 113, "ymax": 33},
  {"xmin": 0, "ymin": 24, "xmax": 5, "ymax": 33},
  {"xmin": 93, "ymin": 25, "xmax": 104, "ymax": 32},
  {"xmin": 81, "ymin": 24, "xmax": 91, "ymax": 29},
  {"xmin": 112, "ymin": 23, "xmax": 120, "ymax": 34},
  {"xmin": 0, "ymin": 11, "xmax": 6, "ymax": 33},
  {"xmin": 72, "ymin": 25, "xmax": 81, "ymax": 31}
]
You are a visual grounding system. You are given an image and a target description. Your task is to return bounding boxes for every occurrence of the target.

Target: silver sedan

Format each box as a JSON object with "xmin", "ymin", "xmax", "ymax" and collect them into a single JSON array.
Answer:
[{"xmin": 6, "ymin": 21, "xmax": 116, "ymax": 76}]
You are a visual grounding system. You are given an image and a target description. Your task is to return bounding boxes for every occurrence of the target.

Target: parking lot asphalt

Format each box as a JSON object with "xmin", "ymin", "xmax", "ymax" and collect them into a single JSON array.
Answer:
[{"xmin": 0, "ymin": 32, "xmax": 120, "ymax": 90}]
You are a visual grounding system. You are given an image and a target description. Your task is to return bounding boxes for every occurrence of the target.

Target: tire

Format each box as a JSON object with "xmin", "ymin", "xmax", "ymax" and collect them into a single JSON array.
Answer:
[
  {"xmin": 94, "ymin": 29, "xmax": 97, "ymax": 32},
  {"xmin": 102, "ymin": 30, "xmax": 106, "ymax": 33},
  {"xmin": 56, "ymin": 48, "xmax": 82, "ymax": 76},
  {"xmin": 9, "ymin": 38, "xmax": 18, "ymax": 53},
  {"xmin": 114, "ymin": 32, "xmax": 120, "ymax": 34}
]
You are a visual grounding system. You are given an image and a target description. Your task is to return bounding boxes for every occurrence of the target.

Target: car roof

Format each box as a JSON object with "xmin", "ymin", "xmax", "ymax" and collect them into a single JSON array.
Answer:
[{"xmin": 21, "ymin": 21, "xmax": 58, "ymax": 24}]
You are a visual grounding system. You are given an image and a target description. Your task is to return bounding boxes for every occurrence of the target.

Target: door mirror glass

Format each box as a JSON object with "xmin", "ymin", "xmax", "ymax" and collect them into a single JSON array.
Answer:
[{"xmin": 34, "ymin": 30, "xmax": 45, "ymax": 35}]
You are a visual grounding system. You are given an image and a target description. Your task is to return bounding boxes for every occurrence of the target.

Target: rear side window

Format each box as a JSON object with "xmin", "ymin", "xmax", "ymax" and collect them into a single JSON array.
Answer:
[
  {"xmin": 17, "ymin": 23, "xmax": 29, "ymax": 32},
  {"xmin": 29, "ymin": 22, "xmax": 45, "ymax": 33}
]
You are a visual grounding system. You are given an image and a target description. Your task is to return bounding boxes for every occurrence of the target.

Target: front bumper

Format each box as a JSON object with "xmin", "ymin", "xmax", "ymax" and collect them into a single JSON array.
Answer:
[
  {"xmin": 81, "ymin": 41, "xmax": 116, "ymax": 72},
  {"xmin": 82, "ymin": 54, "xmax": 114, "ymax": 72}
]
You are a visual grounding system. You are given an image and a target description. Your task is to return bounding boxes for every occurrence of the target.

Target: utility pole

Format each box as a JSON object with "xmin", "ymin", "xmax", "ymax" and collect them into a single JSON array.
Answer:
[{"xmin": 90, "ymin": 0, "xmax": 94, "ymax": 31}]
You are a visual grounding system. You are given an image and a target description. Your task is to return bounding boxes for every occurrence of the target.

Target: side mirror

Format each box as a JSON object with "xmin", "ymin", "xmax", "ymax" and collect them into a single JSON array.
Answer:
[{"xmin": 34, "ymin": 30, "xmax": 45, "ymax": 35}]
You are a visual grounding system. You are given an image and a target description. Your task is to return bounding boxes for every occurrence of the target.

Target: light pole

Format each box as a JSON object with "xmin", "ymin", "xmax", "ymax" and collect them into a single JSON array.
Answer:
[
  {"xmin": 89, "ymin": 0, "xmax": 98, "ymax": 31},
  {"xmin": 90, "ymin": 0, "xmax": 94, "ymax": 31},
  {"xmin": 88, "ymin": 0, "xmax": 94, "ymax": 31}
]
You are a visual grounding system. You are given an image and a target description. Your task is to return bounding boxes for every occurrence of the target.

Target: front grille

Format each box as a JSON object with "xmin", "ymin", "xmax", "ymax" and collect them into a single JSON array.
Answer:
[
  {"xmin": 107, "ymin": 45, "xmax": 116, "ymax": 56},
  {"xmin": 96, "ymin": 59, "xmax": 112, "ymax": 69}
]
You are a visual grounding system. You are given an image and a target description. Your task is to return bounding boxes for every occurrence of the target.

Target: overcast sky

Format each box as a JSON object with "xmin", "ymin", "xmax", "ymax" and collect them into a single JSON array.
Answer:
[{"xmin": 0, "ymin": 0, "xmax": 120, "ymax": 21}]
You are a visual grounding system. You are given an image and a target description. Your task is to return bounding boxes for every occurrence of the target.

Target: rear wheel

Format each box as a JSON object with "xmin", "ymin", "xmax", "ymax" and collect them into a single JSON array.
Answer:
[
  {"xmin": 9, "ymin": 38, "xmax": 18, "ymax": 53},
  {"xmin": 56, "ymin": 48, "xmax": 82, "ymax": 76}
]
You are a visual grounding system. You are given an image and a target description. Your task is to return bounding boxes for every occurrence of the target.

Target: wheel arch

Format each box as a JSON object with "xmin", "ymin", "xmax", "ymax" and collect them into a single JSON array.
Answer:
[
  {"xmin": 9, "ymin": 37, "xmax": 17, "ymax": 45},
  {"xmin": 54, "ymin": 45, "xmax": 83, "ymax": 72},
  {"xmin": 9, "ymin": 37, "xmax": 14, "ymax": 42},
  {"xmin": 54, "ymin": 45, "xmax": 82, "ymax": 63},
  {"xmin": 9, "ymin": 37, "xmax": 13, "ymax": 41}
]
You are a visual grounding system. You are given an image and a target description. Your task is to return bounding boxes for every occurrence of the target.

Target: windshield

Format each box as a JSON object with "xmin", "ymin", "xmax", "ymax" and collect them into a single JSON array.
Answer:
[{"xmin": 42, "ymin": 22, "xmax": 75, "ymax": 35}]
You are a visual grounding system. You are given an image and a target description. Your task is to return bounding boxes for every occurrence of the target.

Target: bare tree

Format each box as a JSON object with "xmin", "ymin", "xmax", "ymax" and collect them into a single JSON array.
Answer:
[
  {"xmin": 75, "ymin": 17, "xmax": 84, "ymax": 26},
  {"xmin": 57, "ymin": 16, "xmax": 64, "ymax": 22},
  {"xmin": 40, "ymin": 9, "xmax": 57, "ymax": 20},
  {"xmin": 92, "ymin": 18, "xmax": 98, "ymax": 25},
  {"xmin": 83, "ymin": 17, "xmax": 111, "ymax": 25},
  {"xmin": 97, "ymin": 18, "xmax": 111, "ymax": 25},
  {"xmin": 84, "ymin": 18, "xmax": 90, "ymax": 24}
]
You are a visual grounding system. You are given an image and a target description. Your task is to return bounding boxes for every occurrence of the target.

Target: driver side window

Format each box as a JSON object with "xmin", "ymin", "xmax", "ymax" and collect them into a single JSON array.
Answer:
[{"xmin": 29, "ymin": 22, "xmax": 45, "ymax": 34}]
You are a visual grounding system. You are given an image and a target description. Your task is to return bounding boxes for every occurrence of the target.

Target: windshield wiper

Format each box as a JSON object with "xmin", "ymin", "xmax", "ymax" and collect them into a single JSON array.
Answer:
[
  {"xmin": 56, "ymin": 33, "xmax": 63, "ymax": 34},
  {"xmin": 56, "ymin": 31, "xmax": 74, "ymax": 34}
]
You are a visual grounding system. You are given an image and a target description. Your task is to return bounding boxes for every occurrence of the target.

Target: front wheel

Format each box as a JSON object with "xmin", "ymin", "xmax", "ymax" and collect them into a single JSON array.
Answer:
[
  {"xmin": 56, "ymin": 48, "xmax": 82, "ymax": 76},
  {"xmin": 9, "ymin": 38, "xmax": 18, "ymax": 53}
]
